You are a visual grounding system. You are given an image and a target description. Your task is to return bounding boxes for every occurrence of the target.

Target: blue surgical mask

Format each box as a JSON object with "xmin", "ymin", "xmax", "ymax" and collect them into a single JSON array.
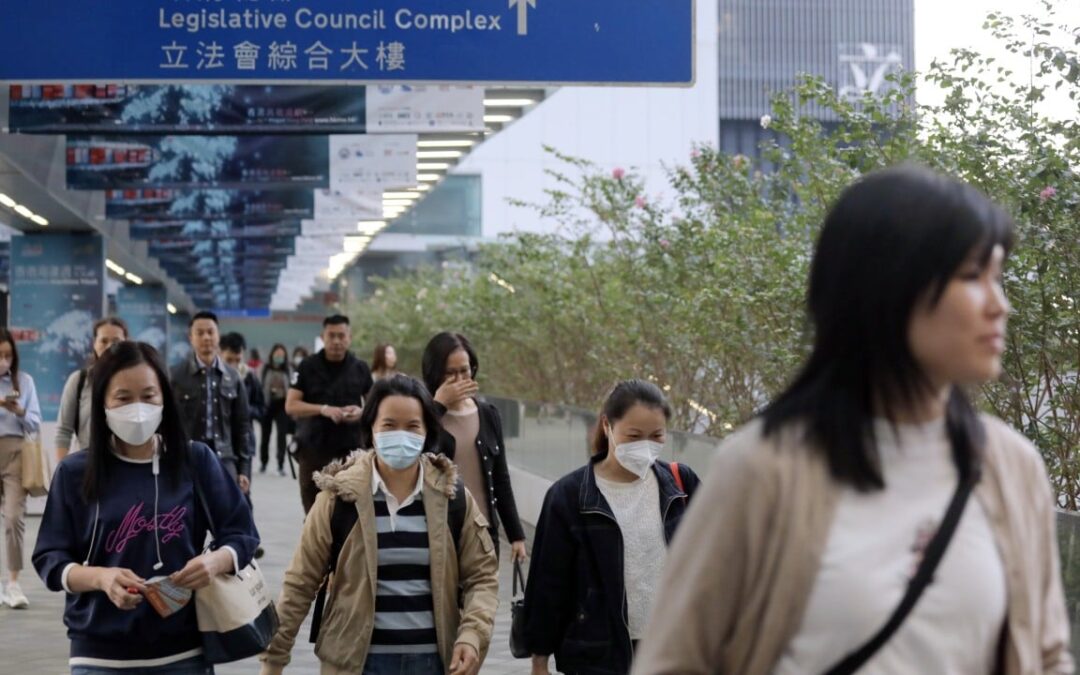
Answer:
[{"xmin": 374, "ymin": 430, "xmax": 426, "ymax": 470}]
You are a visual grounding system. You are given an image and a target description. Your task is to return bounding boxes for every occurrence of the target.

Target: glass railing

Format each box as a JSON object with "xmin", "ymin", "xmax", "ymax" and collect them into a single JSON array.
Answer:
[{"xmin": 489, "ymin": 393, "xmax": 1080, "ymax": 657}]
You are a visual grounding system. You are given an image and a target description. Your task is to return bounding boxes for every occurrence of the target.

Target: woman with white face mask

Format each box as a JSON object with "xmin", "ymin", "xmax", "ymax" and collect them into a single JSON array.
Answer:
[
  {"xmin": 32, "ymin": 341, "xmax": 259, "ymax": 675},
  {"xmin": 523, "ymin": 380, "xmax": 701, "ymax": 675},
  {"xmin": 262, "ymin": 375, "xmax": 499, "ymax": 675}
]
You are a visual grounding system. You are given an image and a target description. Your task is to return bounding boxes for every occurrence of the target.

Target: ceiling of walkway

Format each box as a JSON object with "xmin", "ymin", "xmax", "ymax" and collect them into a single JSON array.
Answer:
[{"xmin": 0, "ymin": 85, "xmax": 546, "ymax": 314}]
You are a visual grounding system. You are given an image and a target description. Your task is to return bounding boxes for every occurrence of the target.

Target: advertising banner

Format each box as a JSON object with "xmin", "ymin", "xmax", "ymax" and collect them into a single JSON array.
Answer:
[
  {"xmin": 7, "ymin": 84, "xmax": 484, "ymax": 134},
  {"xmin": 313, "ymin": 187, "xmax": 382, "ymax": 220},
  {"xmin": 366, "ymin": 85, "xmax": 482, "ymax": 132},
  {"xmin": 129, "ymin": 219, "xmax": 302, "ymax": 241},
  {"xmin": 106, "ymin": 188, "xmax": 316, "ymax": 222},
  {"xmin": 8, "ymin": 233, "xmax": 104, "ymax": 419},
  {"xmin": 330, "ymin": 134, "xmax": 416, "ymax": 189},
  {"xmin": 168, "ymin": 312, "xmax": 192, "ymax": 368},
  {"xmin": 302, "ymin": 219, "xmax": 362, "ymax": 236},
  {"xmin": 66, "ymin": 135, "xmax": 331, "ymax": 190},
  {"xmin": 67, "ymin": 133, "xmax": 414, "ymax": 191},
  {"xmin": 116, "ymin": 285, "xmax": 167, "ymax": 353},
  {"xmin": 7, "ymin": 84, "xmax": 364, "ymax": 133}
]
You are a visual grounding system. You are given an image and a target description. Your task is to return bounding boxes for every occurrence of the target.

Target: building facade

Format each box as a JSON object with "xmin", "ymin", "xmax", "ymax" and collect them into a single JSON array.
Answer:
[{"xmin": 718, "ymin": 0, "xmax": 915, "ymax": 158}]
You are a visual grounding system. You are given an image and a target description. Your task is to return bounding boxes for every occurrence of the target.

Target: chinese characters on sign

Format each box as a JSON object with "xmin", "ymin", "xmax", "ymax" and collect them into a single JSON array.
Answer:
[{"xmin": 162, "ymin": 40, "xmax": 407, "ymax": 73}]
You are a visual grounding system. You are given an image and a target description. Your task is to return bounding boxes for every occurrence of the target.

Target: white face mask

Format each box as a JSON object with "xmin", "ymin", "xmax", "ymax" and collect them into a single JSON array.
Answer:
[
  {"xmin": 105, "ymin": 403, "xmax": 164, "ymax": 446},
  {"xmin": 612, "ymin": 439, "xmax": 664, "ymax": 479}
]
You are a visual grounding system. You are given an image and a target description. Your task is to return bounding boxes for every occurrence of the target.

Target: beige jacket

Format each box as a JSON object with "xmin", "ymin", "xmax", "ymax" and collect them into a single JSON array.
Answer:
[
  {"xmin": 260, "ymin": 451, "xmax": 500, "ymax": 675},
  {"xmin": 633, "ymin": 414, "xmax": 1073, "ymax": 675}
]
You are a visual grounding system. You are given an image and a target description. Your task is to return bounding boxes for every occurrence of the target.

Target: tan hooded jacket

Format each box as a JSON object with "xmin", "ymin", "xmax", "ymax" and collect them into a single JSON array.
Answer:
[
  {"xmin": 633, "ymin": 414, "xmax": 1073, "ymax": 675},
  {"xmin": 260, "ymin": 451, "xmax": 500, "ymax": 675}
]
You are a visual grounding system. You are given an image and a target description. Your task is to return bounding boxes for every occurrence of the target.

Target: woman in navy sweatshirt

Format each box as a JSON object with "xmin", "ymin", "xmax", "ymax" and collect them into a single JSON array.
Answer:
[{"xmin": 33, "ymin": 341, "xmax": 260, "ymax": 674}]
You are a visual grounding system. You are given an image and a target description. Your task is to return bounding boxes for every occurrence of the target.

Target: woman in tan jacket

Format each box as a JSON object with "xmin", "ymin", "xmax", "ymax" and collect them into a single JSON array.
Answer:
[
  {"xmin": 633, "ymin": 165, "xmax": 1073, "ymax": 675},
  {"xmin": 260, "ymin": 375, "xmax": 499, "ymax": 675}
]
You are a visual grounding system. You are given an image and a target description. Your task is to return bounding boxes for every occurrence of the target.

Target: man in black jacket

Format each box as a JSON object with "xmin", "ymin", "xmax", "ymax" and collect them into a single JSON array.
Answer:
[
  {"xmin": 285, "ymin": 315, "xmax": 373, "ymax": 513},
  {"xmin": 170, "ymin": 311, "xmax": 252, "ymax": 494}
]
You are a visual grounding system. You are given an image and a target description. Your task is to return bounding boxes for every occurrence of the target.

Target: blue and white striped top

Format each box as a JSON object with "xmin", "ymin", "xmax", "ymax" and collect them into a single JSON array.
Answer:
[{"xmin": 370, "ymin": 492, "xmax": 438, "ymax": 654}]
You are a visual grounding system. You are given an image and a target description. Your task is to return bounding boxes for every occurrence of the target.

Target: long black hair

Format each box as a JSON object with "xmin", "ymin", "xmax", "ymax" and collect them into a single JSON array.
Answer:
[
  {"xmin": 421, "ymin": 332, "xmax": 478, "ymax": 395},
  {"xmin": 83, "ymin": 341, "xmax": 189, "ymax": 502},
  {"xmin": 0, "ymin": 328, "xmax": 21, "ymax": 385},
  {"xmin": 762, "ymin": 164, "xmax": 1015, "ymax": 491},
  {"xmin": 358, "ymin": 375, "xmax": 443, "ymax": 455},
  {"xmin": 592, "ymin": 379, "xmax": 673, "ymax": 457}
]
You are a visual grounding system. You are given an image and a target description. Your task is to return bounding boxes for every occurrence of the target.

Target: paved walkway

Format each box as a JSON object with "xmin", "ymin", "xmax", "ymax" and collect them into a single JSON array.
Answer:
[{"xmin": 0, "ymin": 467, "xmax": 531, "ymax": 674}]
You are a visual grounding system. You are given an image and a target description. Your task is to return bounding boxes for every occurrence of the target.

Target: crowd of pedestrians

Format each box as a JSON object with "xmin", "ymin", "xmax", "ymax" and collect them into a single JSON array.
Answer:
[{"xmin": 0, "ymin": 166, "xmax": 1071, "ymax": 674}]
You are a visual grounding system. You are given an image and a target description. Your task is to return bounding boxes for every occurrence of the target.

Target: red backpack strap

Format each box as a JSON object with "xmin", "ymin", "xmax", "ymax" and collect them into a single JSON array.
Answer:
[{"xmin": 669, "ymin": 461, "xmax": 685, "ymax": 493}]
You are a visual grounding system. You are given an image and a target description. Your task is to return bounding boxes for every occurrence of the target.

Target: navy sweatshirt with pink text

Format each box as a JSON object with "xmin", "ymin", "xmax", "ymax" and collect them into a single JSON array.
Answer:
[{"xmin": 33, "ymin": 441, "xmax": 259, "ymax": 664}]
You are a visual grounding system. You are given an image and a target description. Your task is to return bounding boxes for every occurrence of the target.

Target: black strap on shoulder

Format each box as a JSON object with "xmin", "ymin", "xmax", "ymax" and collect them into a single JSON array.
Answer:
[
  {"xmin": 73, "ymin": 368, "xmax": 88, "ymax": 438},
  {"xmin": 309, "ymin": 479, "xmax": 468, "ymax": 643},
  {"xmin": 823, "ymin": 474, "xmax": 977, "ymax": 675}
]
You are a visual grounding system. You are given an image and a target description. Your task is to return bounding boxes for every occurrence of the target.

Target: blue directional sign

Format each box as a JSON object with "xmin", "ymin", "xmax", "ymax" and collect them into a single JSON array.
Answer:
[{"xmin": 0, "ymin": 0, "xmax": 694, "ymax": 85}]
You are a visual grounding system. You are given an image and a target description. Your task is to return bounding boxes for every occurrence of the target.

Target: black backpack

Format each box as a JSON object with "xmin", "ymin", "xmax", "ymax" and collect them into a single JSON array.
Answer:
[{"xmin": 308, "ymin": 477, "xmax": 469, "ymax": 643}]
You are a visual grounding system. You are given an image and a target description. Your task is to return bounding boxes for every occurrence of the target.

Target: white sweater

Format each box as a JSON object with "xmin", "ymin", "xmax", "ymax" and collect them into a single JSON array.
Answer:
[{"xmin": 596, "ymin": 470, "xmax": 667, "ymax": 639}]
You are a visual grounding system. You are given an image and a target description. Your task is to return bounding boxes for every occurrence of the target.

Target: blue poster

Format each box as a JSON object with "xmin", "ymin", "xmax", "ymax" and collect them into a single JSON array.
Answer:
[
  {"xmin": 8, "ymin": 84, "xmax": 365, "ymax": 134},
  {"xmin": 168, "ymin": 311, "xmax": 192, "ymax": 368},
  {"xmin": 66, "ymin": 135, "xmax": 331, "ymax": 190},
  {"xmin": 129, "ymin": 219, "xmax": 302, "ymax": 241},
  {"xmin": 106, "ymin": 188, "xmax": 315, "ymax": 222},
  {"xmin": 8, "ymin": 233, "xmax": 105, "ymax": 419},
  {"xmin": 116, "ymin": 285, "xmax": 168, "ymax": 354},
  {"xmin": 0, "ymin": 0, "xmax": 693, "ymax": 85}
]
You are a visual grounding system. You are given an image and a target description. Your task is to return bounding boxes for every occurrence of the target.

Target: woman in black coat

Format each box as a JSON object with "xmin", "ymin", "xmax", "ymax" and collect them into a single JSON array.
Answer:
[{"xmin": 422, "ymin": 332, "xmax": 527, "ymax": 563}]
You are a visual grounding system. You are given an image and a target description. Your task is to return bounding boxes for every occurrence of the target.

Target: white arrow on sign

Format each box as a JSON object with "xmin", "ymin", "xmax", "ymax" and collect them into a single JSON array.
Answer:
[{"xmin": 509, "ymin": 0, "xmax": 536, "ymax": 36}]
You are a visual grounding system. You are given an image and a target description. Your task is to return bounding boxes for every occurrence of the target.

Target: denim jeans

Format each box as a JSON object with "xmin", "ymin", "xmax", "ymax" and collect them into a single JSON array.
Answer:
[
  {"xmin": 362, "ymin": 652, "xmax": 444, "ymax": 675},
  {"xmin": 71, "ymin": 655, "xmax": 214, "ymax": 675}
]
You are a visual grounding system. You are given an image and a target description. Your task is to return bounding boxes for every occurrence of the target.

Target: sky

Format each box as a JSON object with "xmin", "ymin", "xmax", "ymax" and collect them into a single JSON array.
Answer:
[{"xmin": 914, "ymin": 0, "xmax": 1080, "ymax": 120}]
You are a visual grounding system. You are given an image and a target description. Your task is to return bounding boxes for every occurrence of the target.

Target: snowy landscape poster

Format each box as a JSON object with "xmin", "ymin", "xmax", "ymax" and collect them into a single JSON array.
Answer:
[
  {"xmin": 115, "ymin": 285, "xmax": 167, "ymax": 355},
  {"xmin": 9, "ymin": 233, "xmax": 105, "ymax": 419}
]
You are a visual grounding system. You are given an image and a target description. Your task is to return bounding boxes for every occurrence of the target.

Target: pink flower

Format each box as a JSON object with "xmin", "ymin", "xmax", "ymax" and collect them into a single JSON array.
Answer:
[
  {"xmin": 612, "ymin": 167, "xmax": 625, "ymax": 180},
  {"xmin": 1040, "ymin": 186, "xmax": 1057, "ymax": 202},
  {"xmin": 690, "ymin": 149, "xmax": 701, "ymax": 159},
  {"xmin": 635, "ymin": 196, "xmax": 646, "ymax": 208},
  {"xmin": 659, "ymin": 238, "xmax": 671, "ymax": 250}
]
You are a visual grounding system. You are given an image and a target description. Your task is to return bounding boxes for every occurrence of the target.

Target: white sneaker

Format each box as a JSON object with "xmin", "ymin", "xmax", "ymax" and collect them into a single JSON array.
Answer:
[{"xmin": 6, "ymin": 581, "xmax": 28, "ymax": 609}]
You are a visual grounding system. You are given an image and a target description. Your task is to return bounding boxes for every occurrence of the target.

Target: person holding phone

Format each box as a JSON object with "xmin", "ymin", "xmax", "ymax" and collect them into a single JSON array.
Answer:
[
  {"xmin": 285, "ymin": 315, "xmax": 373, "ymax": 513},
  {"xmin": 0, "ymin": 328, "xmax": 42, "ymax": 609}
]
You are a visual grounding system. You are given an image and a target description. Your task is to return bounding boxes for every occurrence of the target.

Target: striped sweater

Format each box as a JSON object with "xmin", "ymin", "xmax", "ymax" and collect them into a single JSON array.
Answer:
[{"xmin": 369, "ymin": 492, "xmax": 438, "ymax": 654}]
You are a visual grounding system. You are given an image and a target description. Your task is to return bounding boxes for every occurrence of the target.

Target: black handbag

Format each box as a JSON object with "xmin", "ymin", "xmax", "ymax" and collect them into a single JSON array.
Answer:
[{"xmin": 510, "ymin": 559, "xmax": 530, "ymax": 658}]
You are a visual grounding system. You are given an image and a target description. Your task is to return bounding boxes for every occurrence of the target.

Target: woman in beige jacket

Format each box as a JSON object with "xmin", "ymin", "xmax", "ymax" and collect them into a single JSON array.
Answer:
[
  {"xmin": 260, "ymin": 375, "xmax": 499, "ymax": 675},
  {"xmin": 634, "ymin": 165, "xmax": 1073, "ymax": 675}
]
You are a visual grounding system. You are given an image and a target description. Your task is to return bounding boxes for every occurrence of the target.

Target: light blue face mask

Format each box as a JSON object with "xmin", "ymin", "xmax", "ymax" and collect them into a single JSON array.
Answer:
[{"xmin": 374, "ymin": 430, "xmax": 426, "ymax": 470}]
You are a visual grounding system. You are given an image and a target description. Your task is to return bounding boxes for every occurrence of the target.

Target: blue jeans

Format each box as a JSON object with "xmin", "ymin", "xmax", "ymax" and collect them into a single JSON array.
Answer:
[
  {"xmin": 71, "ymin": 655, "xmax": 214, "ymax": 675},
  {"xmin": 362, "ymin": 652, "xmax": 444, "ymax": 675}
]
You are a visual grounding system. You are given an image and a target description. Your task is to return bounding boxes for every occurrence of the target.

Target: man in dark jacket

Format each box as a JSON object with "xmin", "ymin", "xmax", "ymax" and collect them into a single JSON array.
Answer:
[
  {"xmin": 285, "ymin": 315, "xmax": 373, "ymax": 513},
  {"xmin": 170, "ymin": 311, "xmax": 252, "ymax": 494}
]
